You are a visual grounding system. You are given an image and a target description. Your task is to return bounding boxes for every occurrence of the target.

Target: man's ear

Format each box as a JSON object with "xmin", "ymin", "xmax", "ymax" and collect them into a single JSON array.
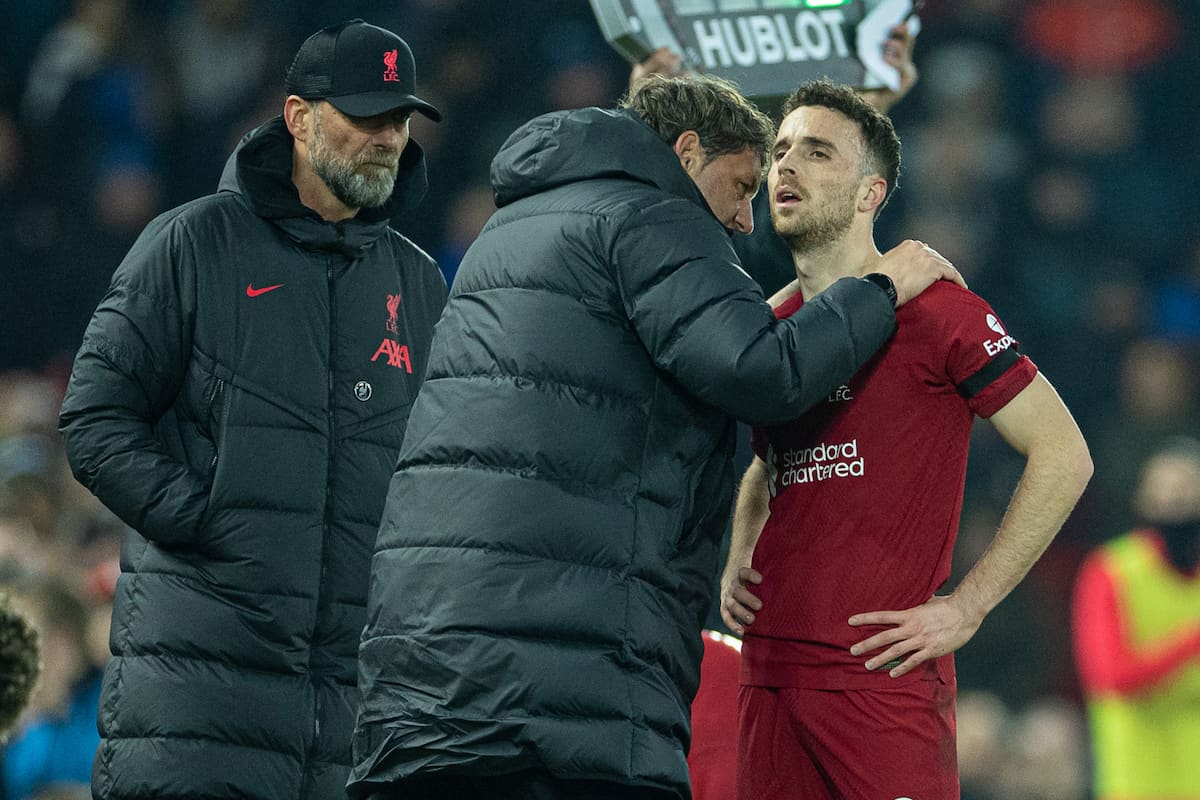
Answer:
[
  {"xmin": 284, "ymin": 96, "xmax": 314, "ymax": 142},
  {"xmin": 858, "ymin": 175, "xmax": 889, "ymax": 214},
  {"xmin": 673, "ymin": 130, "xmax": 703, "ymax": 176}
]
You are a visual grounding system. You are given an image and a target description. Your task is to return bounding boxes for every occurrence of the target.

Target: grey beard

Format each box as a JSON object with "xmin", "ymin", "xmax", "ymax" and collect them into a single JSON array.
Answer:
[
  {"xmin": 308, "ymin": 117, "xmax": 399, "ymax": 210},
  {"xmin": 314, "ymin": 159, "xmax": 397, "ymax": 210}
]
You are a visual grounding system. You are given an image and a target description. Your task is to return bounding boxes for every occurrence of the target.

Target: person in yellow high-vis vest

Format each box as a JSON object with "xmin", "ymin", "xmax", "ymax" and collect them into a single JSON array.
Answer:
[{"xmin": 1072, "ymin": 437, "xmax": 1200, "ymax": 799}]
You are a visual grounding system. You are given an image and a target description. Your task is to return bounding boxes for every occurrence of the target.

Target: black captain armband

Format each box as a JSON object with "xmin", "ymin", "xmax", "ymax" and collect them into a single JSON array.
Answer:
[
  {"xmin": 861, "ymin": 273, "xmax": 898, "ymax": 309},
  {"xmin": 958, "ymin": 347, "xmax": 1021, "ymax": 398}
]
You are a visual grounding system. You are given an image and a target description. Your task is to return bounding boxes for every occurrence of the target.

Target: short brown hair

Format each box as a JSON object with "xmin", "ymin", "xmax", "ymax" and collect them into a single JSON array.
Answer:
[
  {"xmin": 782, "ymin": 80, "xmax": 902, "ymax": 213},
  {"xmin": 621, "ymin": 74, "xmax": 774, "ymax": 170}
]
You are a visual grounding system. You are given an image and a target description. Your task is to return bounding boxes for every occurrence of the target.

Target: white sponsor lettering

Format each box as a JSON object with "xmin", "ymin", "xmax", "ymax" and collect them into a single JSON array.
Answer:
[
  {"xmin": 777, "ymin": 438, "xmax": 863, "ymax": 487},
  {"xmin": 984, "ymin": 335, "xmax": 1015, "ymax": 356},
  {"xmin": 693, "ymin": 10, "xmax": 849, "ymax": 69}
]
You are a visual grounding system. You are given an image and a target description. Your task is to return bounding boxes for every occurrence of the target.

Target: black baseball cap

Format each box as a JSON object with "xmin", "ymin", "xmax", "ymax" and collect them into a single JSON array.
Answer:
[{"xmin": 285, "ymin": 19, "xmax": 442, "ymax": 121}]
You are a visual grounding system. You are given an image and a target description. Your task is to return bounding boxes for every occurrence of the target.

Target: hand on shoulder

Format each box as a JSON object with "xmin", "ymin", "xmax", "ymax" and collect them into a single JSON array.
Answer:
[{"xmin": 876, "ymin": 240, "xmax": 965, "ymax": 307}]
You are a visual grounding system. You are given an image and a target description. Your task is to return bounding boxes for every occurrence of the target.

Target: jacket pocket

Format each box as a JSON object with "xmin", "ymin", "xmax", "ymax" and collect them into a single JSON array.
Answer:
[
  {"xmin": 194, "ymin": 375, "xmax": 230, "ymax": 535},
  {"xmin": 202, "ymin": 376, "xmax": 227, "ymax": 482}
]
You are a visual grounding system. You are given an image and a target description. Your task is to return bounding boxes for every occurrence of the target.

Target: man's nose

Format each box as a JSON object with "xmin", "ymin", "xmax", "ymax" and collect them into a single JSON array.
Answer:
[
  {"xmin": 374, "ymin": 122, "xmax": 408, "ymax": 148},
  {"xmin": 733, "ymin": 199, "xmax": 754, "ymax": 234}
]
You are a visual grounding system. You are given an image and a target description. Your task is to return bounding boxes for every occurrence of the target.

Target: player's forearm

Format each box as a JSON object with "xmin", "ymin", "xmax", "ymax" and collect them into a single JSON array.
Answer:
[
  {"xmin": 726, "ymin": 457, "xmax": 771, "ymax": 574},
  {"xmin": 951, "ymin": 433, "xmax": 1093, "ymax": 624}
]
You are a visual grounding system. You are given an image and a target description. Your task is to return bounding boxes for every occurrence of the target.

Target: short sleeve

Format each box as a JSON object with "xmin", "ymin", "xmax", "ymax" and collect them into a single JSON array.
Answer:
[{"xmin": 939, "ymin": 289, "xmax": 1038, "ymax": 418}]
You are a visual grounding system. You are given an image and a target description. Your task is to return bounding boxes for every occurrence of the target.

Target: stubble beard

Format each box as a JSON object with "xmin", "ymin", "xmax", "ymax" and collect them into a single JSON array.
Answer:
[
  {"xmin": 308, "ymin": 118, "xmax": 399, "ymax": 210},
  {"xmin": 773, "ymin": 189, "xmax": 857, "ymax": 254}
]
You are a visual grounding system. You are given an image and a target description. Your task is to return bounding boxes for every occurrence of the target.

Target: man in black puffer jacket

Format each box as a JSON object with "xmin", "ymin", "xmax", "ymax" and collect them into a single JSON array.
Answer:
[
  {"xmin": 350, "ymin": 75, "xmax": 962, "ymax": 800},
  {"xmin": 58, "ymin": 20, "xmax": 447, "ymax": 800}
]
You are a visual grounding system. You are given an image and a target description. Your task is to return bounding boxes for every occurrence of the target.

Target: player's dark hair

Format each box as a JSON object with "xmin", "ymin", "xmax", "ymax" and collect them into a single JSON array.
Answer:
[{"xmin": 782, "ymin": 79, "xmax": 902, "ymax": 215}]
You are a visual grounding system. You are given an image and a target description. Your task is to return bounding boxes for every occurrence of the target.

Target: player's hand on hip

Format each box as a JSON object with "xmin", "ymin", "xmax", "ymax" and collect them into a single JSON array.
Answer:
[
  {"xmin": 720, "ymin": 566, "xmax": 763, "ymax": 636},
  {"xmin": 846, "ymin": 594, "xmax": 982, "ymax": 678},
  {"xmin": 876, "ymin": 239, "xmax": 966, "ymax": 307}
]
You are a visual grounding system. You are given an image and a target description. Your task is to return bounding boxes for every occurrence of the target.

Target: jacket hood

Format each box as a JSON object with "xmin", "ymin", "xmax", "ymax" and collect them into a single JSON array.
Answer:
[
  {"xmin": 217, "ymin": 116, "xmax": 429, "ymax": 256},
  {"xmin": 490, "ymin": 107, "xmax": 713, "ymax": 216}
]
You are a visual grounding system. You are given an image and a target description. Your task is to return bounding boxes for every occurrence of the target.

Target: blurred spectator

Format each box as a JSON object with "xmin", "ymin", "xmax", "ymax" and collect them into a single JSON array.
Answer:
[
  {"xmin": 0, "ymin": 111, "xmax": 55, "ymax": 372},
  {"xmin": 0, "ymin": 374, "xmax": 76, "ymax": 583},
  {"xmin": 0, "ymin": 575, "xmax": 102, "ymax": 800},
  {"xmin": 894, "ymin": 41, "xmax": 1025, "ymax": 291},
  {"xmin": 1020, "ymin": 0, "xmax": 1178, "ymax": 76},
  {"xmin": 0, "ymin": 592, "xmax": 40, "ymax": 743},
  {"xmin": 957, "ymin": 689, "xmax": 1011, "ymax": 800},
  {"xmin": 0, "ymin": 0, "xmax": 68, "ymax": 105},
  {"xmin": 994, "ymin": 699, "xmax": 1088, "ymax": 800},
  {"xmin": 433, "ymin": 182, "xmax": 494, "ymax": 284},
  {"xmin": 1087, "ymin": 339, "xmax": 1200, "ymax": 540},
  {"xmin": 1071, "ymin": 437, "xmax": 1200, "ymax": 798},
  {"xmin": 19, "ymin": 0, "xmax": 165, "ymax": 206},
  {"xmin": 160, "ymin": 0, "xmax": 285, "ymax": 204},
  {"xmin": 13, "ymin": 0, "xmax": 168, "ymax": 372},
  {"xmin": 955, "ymin": 690, "xmax": 1089, "ymax": 800},
  {"xmin": 1150, "ymin": 232, "xmax": 1200, "ymax": 345},
  {"xmin": 19, "ymin": 0, "xmax": 130, "ymax": 129}
]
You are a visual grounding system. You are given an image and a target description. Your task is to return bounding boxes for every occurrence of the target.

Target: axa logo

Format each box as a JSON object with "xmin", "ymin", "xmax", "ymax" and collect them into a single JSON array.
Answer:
[
  {"xmin": 386, "ymin": 293, "xmax": 401, "ymax": 334},
  {"xmin": 372, "ymin": 338, "xmax": 412, "ymax": 373},
  {"xmin": 983, "ymin": 313, "xmax": 1015, "ymax": 357},
  {"xmin": 383, "ymin": 50, "xmax": 400, "ymax": 82}
]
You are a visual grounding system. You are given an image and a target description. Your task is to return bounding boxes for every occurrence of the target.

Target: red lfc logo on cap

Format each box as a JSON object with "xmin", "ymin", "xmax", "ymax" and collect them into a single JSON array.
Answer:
[{"xmin": 383, "ymin": 49, "xmax": 400, "ymax": 82}]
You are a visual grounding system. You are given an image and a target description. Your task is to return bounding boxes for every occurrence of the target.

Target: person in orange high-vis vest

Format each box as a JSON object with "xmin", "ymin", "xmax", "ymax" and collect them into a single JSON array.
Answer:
[{"xmin": 1072, "ymin": 437, "xmax": 1200, "ymax": 799}]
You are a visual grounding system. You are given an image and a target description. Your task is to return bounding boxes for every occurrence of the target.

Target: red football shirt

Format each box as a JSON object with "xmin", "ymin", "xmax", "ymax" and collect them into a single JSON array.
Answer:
[{"xmin": 743, "ymin": 281, "xmax": 1037, "ymax": 690}]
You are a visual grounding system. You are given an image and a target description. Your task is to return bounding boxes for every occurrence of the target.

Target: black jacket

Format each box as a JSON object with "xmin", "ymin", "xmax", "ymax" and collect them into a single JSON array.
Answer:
[
  {"xmin": 350, "ymin": 107, "xmax": 895, "ymax": 799},
  {"xmin": 59, "ymin": 117, "xmax": 447, "ymax": 800}
]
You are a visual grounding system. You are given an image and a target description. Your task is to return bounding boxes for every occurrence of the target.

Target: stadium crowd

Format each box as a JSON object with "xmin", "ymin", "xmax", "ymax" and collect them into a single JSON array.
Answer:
[{"xmin": 0, "ymin": 0, "xmax": 1197, "ymax": 797}]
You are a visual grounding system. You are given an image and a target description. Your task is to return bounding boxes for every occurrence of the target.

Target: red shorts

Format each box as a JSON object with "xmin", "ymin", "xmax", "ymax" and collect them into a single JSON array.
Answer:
[{"xmin": 737, "ymin": 679, "xmax": 958, "ymax": 800}]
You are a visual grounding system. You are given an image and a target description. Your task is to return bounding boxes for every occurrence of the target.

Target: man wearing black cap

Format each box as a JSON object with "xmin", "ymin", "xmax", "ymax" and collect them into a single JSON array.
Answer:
[{"xmin": 58, "ymin": 19, "xmax": 447, "ymax": 800}]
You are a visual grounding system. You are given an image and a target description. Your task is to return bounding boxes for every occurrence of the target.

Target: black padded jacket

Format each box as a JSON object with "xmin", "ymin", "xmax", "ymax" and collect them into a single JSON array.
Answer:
[
  {"xmin": 59, "ymin": 117, "xmax": 447, "ymax": 800},
  {"xmin": 350, "ymin": 107, "xmax": 895, "ymax": 799}
]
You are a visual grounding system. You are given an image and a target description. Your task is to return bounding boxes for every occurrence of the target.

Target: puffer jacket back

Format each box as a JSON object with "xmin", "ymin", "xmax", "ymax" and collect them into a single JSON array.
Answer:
[{"xmin": 351, "ymin": 108, "xmax": 895, "ymax": 799}]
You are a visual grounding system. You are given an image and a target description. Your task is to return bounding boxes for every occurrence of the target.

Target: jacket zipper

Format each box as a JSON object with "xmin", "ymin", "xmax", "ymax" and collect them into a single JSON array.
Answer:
[
  {"xmin": 304, "ymin": 255, "xmax": 338, "ymax": 779},
  {"xmin": 206, "ymin": 377, "xmax": 228, "ymax": 474}
]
